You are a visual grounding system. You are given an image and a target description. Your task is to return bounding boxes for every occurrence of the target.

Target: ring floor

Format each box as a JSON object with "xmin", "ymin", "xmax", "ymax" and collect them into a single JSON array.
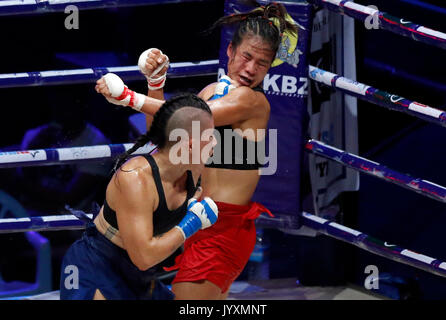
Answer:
[{"xmin": 3, "ymin": 278, "xmax": 387, "ymax": 300}]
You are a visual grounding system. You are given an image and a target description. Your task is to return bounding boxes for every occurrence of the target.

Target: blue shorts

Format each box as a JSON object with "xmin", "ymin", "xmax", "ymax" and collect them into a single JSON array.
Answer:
[{"xmin": 59, "ymin": 222, "xmax": 174, "ymax": 300}]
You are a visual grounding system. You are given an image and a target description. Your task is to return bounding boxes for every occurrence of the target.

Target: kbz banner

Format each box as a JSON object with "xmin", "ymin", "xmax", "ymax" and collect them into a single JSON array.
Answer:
[{"xmin": 218, "ymin": 0, "xmax": 312, "ymax": 228}]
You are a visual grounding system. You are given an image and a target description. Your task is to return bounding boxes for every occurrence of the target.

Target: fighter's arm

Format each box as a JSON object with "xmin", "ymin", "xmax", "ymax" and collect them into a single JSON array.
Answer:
[
  {"xmin": 108, "ymin": 158, "xmax": 184, "ymax": 271},
  {"xmin": 95, "ymin": 73, "xmax": 269, "ymax": 128},
  {"xmin": 140, "ymin": 48, "xmax": 169, "ymax": 130},
  {"xmin": 107, "ymin": 156, "xmax": 218, "ymax": 271},
  {"xmin": 199, "ymin": 85, "xmax": 270, "ymax": 127},
  {"xmin": 95, "ymin": 77, "xmax": 164, "ymax": 116},
  {"xmin": 146, "ymin": 87, "xmax": 163, "ymax": 131}
]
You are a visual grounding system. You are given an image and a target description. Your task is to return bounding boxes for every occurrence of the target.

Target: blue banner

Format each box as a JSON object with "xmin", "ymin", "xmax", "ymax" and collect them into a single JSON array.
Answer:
[{"xmin": 219, "ymin": 0, "xmax": 312, "ymax": 228}]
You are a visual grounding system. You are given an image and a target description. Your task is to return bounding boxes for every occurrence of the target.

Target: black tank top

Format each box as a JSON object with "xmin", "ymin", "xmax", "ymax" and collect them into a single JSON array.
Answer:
[
  {"xmin": 205, "ymin": 85, "xmax": 266, "ymax": 170},
  {"xmin": 103, "ymin": 154, "xmax": 197, "ymax": 236}
]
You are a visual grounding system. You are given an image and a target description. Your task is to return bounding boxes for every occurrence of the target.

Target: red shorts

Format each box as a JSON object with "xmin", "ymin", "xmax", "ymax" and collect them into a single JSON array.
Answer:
[{"xmin": 165, "ymin": 201, "xmax": 272, "ymax": 293}]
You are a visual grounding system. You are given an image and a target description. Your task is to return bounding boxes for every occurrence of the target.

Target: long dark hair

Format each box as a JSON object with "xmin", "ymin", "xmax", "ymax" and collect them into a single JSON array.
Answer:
[
  {"xmin": 209, "ymin": 1, "xmax": 298, "ymax": 54},
  {"xmin": 113, "ymin": 93, "xmax": 211, "ymax": 172}
]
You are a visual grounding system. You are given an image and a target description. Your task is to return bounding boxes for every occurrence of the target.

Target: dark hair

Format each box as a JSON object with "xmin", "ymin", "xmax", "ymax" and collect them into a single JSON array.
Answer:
[
  {"xmin": 113, "ymin": 93, "xmax": 211, "ymax": 172},
  {"xmin": 209, "ymin": 1, "xmax": 298, "ymax": 55}
]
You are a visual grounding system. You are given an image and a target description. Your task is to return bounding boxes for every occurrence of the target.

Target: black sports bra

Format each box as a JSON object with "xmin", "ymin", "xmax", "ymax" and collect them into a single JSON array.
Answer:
[
  {"xmin": 103, "ymin": 154, "xmax": 197, "ymax": 236},
  {"xmin": 205, "ymin": 85, "xmax": 266, "ymax": 170}
]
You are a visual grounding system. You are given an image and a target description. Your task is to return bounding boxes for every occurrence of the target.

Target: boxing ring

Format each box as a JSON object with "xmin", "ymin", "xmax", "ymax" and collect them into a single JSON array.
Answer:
[{"xmin": 0, "ymin": 0, "xmax": 446, "ymax": 299}]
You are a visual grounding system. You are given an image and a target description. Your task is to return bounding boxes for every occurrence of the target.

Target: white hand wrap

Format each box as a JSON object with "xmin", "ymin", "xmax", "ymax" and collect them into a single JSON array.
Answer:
[
  {"xmin": 211, "ymin": 75, "xmax": 236, "ymax": 100},
  {"xmin": 138, "ymin": 48, "xmax": 170, "ymax": 90},
  {"xmin": 196, "ymin": 197, "xmax": 219, "ymax": 229},
  {"xmin": 103, "ymin": 73, "xmax": 145, "ymax": 111}
]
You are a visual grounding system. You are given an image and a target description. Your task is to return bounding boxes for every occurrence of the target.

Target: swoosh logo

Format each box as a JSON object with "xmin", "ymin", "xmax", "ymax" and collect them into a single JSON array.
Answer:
[
  {"xmin": 390, "ymin": 95, "xmax": 404, "ymax": 103},
  {"xmin": 400, "ymin": 19, "xmax": 411, "ymax": 25},
  {"xmin": 384, "ymin": 242, "xmax": 396, "ymax": 247}
]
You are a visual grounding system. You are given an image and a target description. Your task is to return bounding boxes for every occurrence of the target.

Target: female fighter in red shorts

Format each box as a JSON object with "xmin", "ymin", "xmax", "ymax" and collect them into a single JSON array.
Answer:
[{"xmin": 95, "ymin": 1, "xmax": 298, "ymax": 299}]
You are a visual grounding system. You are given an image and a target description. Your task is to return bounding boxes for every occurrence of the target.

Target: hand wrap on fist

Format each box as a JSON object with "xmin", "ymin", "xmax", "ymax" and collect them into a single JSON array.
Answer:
[
  {"xmin": 138, "ymin": 48, "xmax": 169, "ymax": 91},
  {"xmin": 103, "ymin": 73, "xmax": 145, "ymax": 111},
  {"xmin": 175, "ymin": 197, "xmax": 218, "ymax": 240},
  {"xmin": 209, "ymin": 75, "xmax": 236, "ymax": 100}
]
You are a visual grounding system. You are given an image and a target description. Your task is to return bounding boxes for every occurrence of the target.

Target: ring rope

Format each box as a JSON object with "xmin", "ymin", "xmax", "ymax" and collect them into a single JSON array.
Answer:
[
  {"xmin": 0, "ymin": 0, "xmax": 208, "ymax": 17},
  {"xmin": 3, "ymin": 60, "xmax": 443, "ymax": 135},
  {"xmin": 0, "ymin": 60, "xmax": 219, "ymax": 89},
  {"xmin": 306, "ymin": 139, "xmax": 446, "ymax": 203},
  {"xmin": 0, "ymin": 214, "xmax": 93, "ymax": 234},
  {"xmin": 2, "ymin": 210, "xmax": 446, "ymax": 279},
  {"xmin": 364, "ymin": 58, "xmax": 446, "ymax": 93},
  {"xmin": 1, "ymin": 0, "xmax": 444, "ymax": 284},
  {"xmin": 301, "ymin": 212, "xmax": 446, "ymax": 278},
  {"xmin": 0, "ymin": 142, "xmax": 156, "ymax": 169},
  {"xmin": 310, "ymin": 0, "xmax": 446, "ymax": 50},
  {"xmin": 309, "ymin": 65, "xmax": 446, "ymax": 128}
]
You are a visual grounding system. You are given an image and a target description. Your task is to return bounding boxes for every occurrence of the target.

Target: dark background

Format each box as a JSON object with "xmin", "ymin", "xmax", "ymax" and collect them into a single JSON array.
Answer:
[{"xmin": 0, "ymin": 0, "xmax": 445, "ymax": 299}]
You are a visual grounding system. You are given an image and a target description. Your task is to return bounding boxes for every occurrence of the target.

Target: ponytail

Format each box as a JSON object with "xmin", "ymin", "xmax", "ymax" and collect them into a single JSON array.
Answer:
[
  {"xmin": 208, "ymin": 1, "xmax": 298, "ymax": 54},
  {"xmin": 112, "ymin": 132, "xmax": 152, "ymax": 173}
]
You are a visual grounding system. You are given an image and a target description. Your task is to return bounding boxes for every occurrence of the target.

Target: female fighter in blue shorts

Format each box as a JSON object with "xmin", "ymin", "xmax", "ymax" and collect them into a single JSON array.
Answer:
[
  {"xmin": 95, "ymin": 1, "xmax": 298, "ymax": 299},
  {"xmin": 60, "ymin": 94, "xmax": 218, "ymax": 300}
]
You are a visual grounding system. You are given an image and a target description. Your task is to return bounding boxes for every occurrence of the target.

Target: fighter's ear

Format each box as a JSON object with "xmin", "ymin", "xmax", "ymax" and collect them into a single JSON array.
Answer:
[{"xmin": 227, "ymin": 41, "xmax": 234, "ymax": 59}]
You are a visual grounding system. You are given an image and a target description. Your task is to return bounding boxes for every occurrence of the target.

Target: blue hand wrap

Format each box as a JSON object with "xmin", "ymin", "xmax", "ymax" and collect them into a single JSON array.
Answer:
[
  {"xmin": 176, "ymin": 211, "xmax": 202, "ymax": 239},
  {"xmin": 176, "ymin": 199, "xmax": 202, "ymax": 239}
]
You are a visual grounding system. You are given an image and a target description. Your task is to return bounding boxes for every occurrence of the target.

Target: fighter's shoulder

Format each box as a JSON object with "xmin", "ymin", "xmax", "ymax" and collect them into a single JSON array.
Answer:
[
  {"xmin": 112, "ymin": 156, "xmax": 155, "ymax": 191},
  {"xmin": 198, "ymin": 82, "xmax": 218, "ymax": 100},
  {"xmin": 235, "ymin": 85, "xmax": 265, "ymax": 96},
  {"xmin": 234, "ymin": 86, "xmax": 270, "ymax": 110},
  {"xmin": 107, "ymin": 156, "xmax": 158, "ymax": 210}
]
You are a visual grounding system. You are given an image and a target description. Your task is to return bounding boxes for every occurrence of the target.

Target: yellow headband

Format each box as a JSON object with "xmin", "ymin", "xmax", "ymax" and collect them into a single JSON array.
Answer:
[{"xmin": 250, "ymin": 7, "xmax": 299, "ymax": 67}]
